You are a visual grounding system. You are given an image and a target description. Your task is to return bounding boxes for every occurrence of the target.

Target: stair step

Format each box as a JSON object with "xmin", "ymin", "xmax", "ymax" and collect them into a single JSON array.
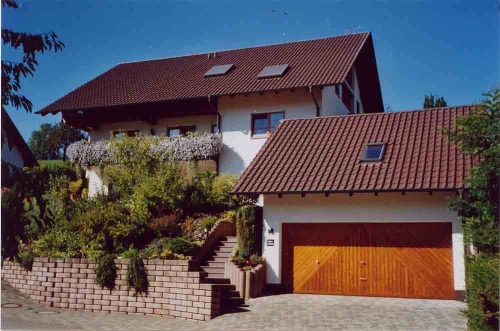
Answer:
[
  {"xmin": 204, "ymin": 261, "xmax": 225, "ymax": 268},
  {"xmin": 214, "ymin": 251, "xmax": 231, "ymax": 258},
  {"xmin": 225, "ymin": 236, "xmax": 237, "ymax": 242},
  {"xmin": 217, "ymin": 246, "xmax": 234, "ymax": 253},
  {"xmin": 200, "ymin": 266, "xmax": 225, "ymax": 273},
  {"xmin": 229, "ymin": 290, "xmax": 241, "ymax": 298},
  {"xmin": 207, "ymin": 256, "xmax": 229, "ymax": 263},
  {"xmin": 203, "ymin": 277, "xmax": 230, "ymax": 284}
]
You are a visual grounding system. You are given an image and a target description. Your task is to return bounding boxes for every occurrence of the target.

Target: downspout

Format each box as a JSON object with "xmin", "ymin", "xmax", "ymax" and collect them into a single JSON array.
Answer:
[{"xmin": 309, "ymin": 86, "xmax": 320, "ymax": 117}]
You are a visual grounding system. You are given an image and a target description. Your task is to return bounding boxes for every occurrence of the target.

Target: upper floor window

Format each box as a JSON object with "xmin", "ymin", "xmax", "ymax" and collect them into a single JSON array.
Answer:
[
  {"xmin": 112, "ymin": 130, "xmax": 139, "ymax": 139},
  {"xmin": 251, "ymin": 112, "xmax": 284, "ymax": 136},
  {"xmin": 167, "ymin": 125, "xmax": 196, "ymax": 137},
  {"xmin": 342, "ymin": 83, "xmax": 354, "ymax": 114}
]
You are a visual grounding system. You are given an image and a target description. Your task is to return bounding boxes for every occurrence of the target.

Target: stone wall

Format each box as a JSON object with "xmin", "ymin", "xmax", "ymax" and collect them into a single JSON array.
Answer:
[{"xmin": 2, "ymin": 257, "xmax": 221, "ymax": 321}]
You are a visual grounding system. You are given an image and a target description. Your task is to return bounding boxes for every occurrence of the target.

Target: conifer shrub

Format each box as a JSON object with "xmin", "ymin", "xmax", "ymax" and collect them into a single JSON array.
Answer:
[{"xmin": 95, "ymin": 253, "xmax": 117, "ymax": 290}]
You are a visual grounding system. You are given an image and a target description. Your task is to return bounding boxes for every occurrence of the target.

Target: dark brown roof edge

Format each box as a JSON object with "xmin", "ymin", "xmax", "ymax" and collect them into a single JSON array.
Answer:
[{"xmin": 231, "ymin": 188, "xmax": 466, "ymax": 195}]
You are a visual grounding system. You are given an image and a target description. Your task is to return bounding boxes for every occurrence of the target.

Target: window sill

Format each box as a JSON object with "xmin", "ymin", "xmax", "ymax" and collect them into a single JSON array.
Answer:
[{"xmin": 250, "ymin": 134, "xmax": 269, "ymax": 140}]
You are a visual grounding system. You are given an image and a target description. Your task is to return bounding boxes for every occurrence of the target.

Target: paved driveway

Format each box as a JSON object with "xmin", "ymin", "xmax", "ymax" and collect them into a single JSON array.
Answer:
[{"xmin": 2, "ymin": 281, "xmax": 466, "ymax": 330}]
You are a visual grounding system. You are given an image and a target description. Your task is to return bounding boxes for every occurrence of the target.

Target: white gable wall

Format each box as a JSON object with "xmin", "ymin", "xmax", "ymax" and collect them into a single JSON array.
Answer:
[
  {"xmin": 218, "ymin": 88, "xmax": 321, "ymax": 174},
  {"xmin": 261, "ymin": 192, "xmax": 465, "ymax": 292},
  {"xmin": 1, "ymin": 133, "xmax": 25, "ymax": 168}
]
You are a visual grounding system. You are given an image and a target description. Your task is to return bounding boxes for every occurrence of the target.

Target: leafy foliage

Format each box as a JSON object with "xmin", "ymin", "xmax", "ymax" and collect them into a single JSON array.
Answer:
[
  {"xmin": 95, "ymin": 254, "xmax": 117, "ymax": 290},
  {"xmin": 126, "ymin": 252, "xmax": 149, "ymax": 295},
  {"xmin": 423, "ymin": 93, "xmax": 447, "ymax": 108},
  {"xmin": 165, "ymin": 237, "xmax": 199, "ymax": 256},
  {"xmin": 446, "ymin": 88, "xmax": 499, "ymax": 330},
  {"xmin": 236, "ymin": 205, "xmax": 262, "ymax": 259},
  {"xmin": 464, "ymin": 254, "xmax": 499, "ymax": 331},
  {"xmin": 1, "ymin": 0, "xmax": 65, "ymax": 113},
  {"xmin": 29, "ymin": 123, "xmax": 87, "ymax": 160}
]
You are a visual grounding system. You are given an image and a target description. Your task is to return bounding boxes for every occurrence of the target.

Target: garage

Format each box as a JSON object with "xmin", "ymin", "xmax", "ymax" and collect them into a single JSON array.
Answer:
[{"xmin": 282, "ymin": 222, "xmax": 455, "ymax": 299}]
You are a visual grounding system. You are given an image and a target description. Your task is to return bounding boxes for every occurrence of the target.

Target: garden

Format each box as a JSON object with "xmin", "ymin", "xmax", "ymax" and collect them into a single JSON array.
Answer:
[{"xmin": 1, "ymin": 133, "xmax": 265, "ymax": 293}]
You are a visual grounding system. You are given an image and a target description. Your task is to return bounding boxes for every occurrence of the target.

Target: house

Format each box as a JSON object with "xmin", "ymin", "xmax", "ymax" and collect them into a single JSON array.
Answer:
[
  {"xmin": 1, "ymin": 108, "xmax": 37, "ymax": 171},
  {"xmin": 37, "ymin": 32, "xmax": 469, "ymax": 301},
  {"xmin": 232, "ymin": 106, "xmax": 472, "ymax": 301},
  {"xmin": 36, "ymin": 32, "xmax": 382, "ymax": 196}
]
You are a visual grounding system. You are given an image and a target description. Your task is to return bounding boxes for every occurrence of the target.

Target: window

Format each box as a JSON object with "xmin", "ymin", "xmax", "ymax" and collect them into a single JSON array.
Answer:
[
  {"xmin": 361, "ymin": 143, "xmax": 386, "ymax": 162},
  {"xmin": 251, "ymin": 112, "xmax": 284, "ymax": 136},
  {"xmin": 167, "ymin": 125, "xmax": 196, "ymax": 137},
  {"xmin": 204, "ymin": 64, "xmax": 234, "ymax": 77},
  {"xmin": 112, "ymin": 130, "xmax": 139, "ymax": 139},
  {"xmin": 257, "ymin": 64, "xmax": 289, "ymax": 79},
  {"xmin": 211, "ymin": 123, "xmax": 219, "ymax": 134}
]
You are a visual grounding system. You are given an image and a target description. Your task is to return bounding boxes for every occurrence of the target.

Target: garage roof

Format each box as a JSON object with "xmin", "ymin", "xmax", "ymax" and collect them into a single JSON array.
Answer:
[
  {"xmin": 232, "ymin": 105, "xmax": 474, "ymax": 195},
  {"xmin": 37, "ymin": 32, "xmax": 383, "ymax": 115}
]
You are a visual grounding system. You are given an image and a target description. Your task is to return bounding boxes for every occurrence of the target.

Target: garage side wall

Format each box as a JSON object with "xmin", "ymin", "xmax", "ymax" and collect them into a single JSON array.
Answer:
[{"xmin": 262, "ymin": 192, "xmax": 465, "ymax": 292}]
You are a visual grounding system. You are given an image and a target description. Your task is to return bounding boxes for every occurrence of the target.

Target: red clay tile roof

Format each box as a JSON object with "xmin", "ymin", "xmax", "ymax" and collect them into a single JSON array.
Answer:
[
  {"xmin": 38, "ymin": 33, "xmax": 380, "ymax": 114},
  {"xmin": 232, "ymin": 106, "xmax": 474, "ymax": 194}
]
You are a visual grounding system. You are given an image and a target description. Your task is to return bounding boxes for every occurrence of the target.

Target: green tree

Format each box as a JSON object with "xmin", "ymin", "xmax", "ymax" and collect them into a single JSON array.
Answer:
[
  {"xmin": 447, "ymin": 88, "xmax": 499, "ymax": 330},
  {"xmin": 424, "ymin": 93, "xmax": 448, "ymax": 108},
  {"xmin": 28, "ymin": 123, "xmax": 87, "ymax": 160},
  {"xmin": 1, "ymin": 0, "xmax": 65, "ymax": 113}
]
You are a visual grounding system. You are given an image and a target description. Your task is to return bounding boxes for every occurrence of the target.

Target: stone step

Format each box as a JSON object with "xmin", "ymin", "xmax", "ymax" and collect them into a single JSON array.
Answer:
[
  {"xmin": 217, "ymin": 246, "xmax": 234, "ymax": 253},
  {"xmin": 206, "ymin": 256, "xmax": 229, "ymax": 263},
  {"xmin": 200, "ymin": 266, "xmax": 225, "ymax": 274},
  {"xmin": 223, "ymin": 296, "xmax": 245, "ymax": 307},
  {"xmin": 213, "ymin": 251, "xmax": 231, "ymax": 258},
  {"xmin": 225, "ymin": 236, "xmax": 237, "ymax": 242},
  {"xmin": 203, "ymin": 277, "xmax": 231, "ymax": 284},
  {"xmin": 204, "ymin": 261, "xmax": 225, "ymax": 268},
  {"xmin": 218, "ymin": 241, "xmax": 238, "ymax": 248}
]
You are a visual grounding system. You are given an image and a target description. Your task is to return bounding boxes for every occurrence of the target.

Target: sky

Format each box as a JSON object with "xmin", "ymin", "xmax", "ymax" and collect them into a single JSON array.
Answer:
[{"xmin": 2, "ymin": 0, "xmax": 499, "ymax": 141}]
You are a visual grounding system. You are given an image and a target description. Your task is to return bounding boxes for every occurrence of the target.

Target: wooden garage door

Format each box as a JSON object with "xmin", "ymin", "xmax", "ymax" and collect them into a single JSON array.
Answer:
[{"xmin": 282, "ymin": 223, "xmax": 454, "ymax": 299}]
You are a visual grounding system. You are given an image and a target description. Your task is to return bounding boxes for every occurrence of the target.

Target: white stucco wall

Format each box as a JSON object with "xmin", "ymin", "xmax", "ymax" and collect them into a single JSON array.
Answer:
[
  {"xmin": 261, "ymin": 192, "xmax": 465, "ymax": 292},
  {"xmin": 218, "ymin": 89, "xmax": 321, "ymax": 174},
  {"xmin": 321, "ymin": 86, "xmax": 349, "ymax": 116},
  {"xmin": 1, "ymin": 134, "xmax": 25, "ymax": 168},
  {"xmin": 88, "ymin": 115, "xmax": 216, "ymax": 141}
]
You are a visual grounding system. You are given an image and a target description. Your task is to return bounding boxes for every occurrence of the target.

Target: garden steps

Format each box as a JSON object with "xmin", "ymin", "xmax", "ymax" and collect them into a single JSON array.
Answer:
[{"xmin": 199, "ymin": 236, "xmax": 245, "ymax": 312}]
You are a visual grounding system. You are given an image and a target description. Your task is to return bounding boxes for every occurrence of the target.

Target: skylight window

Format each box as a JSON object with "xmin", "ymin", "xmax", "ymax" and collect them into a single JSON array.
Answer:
[
  {"xmin": 361, "ymin": 143, "xmax": 385, "ymax": 162},
  {"xmin": 257, "ymin": 64, "xmax": 289, "ymax": 79},
  {"xmin": 204, "ymin": 64, "xmax": 234, "ymax": 77}
]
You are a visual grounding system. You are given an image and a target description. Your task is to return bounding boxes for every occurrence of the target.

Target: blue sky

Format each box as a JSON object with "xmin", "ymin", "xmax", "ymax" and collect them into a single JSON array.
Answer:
[{"xmin": 2, "ymin": 0, "xmax": 498, "ymax": 140}]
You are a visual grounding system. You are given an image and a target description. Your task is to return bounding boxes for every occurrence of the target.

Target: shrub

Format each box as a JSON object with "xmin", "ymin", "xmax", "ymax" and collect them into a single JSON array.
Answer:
[
  {"xmin": 120, "ymin": 246, "xmax": 139, "ymax": 259},
  {"xmin": 17, "ymin": 251, "xmax": 34, "ymax": 271},
  {"xmin": 126, "ymin": 252, "xmax": 149, "ymax": 295},
  {"xmin": 231, "ymin": 255, "xmax": 246, "ymax": 268},
  {"xmin": 219, "ymin": 210, "xmax": 237, "ymax": 223},
  {"xmin": 149, "ymin": 213, "xmax": 182, "ymax": 238},
  {"xmin": 464, "ymin": 254, "xmax": 499, "ymax": 330},
  {"xmin": 34, "ymin": 228, "xmax": 84, "ymax": 258},
  {"xmin": 166, "ymin": 238, "xmax": 199, "ymax": 256},
  {"xmin": 200, "ymin": 216, "xmax": 218, "ymax": 232},
  {"xmin": 250, "ymin": 254, "xmax": 266, "ymax": 266},
  {"xmin": 236, "ymin": 205, "xmax": 262, "ymax": 258},
  {"xmin": 95, "ymin": 254, "xmax": 117, "ymax": 290}
]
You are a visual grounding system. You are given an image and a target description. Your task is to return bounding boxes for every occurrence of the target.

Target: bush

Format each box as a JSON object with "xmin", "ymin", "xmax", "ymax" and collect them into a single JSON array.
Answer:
[
  {"xmin": 465, "ymin": 254, "xmax": 499, "ymax": 330},
  {"xmin": 95, "ymin": 254, "xmax": 117, "ymax": 290},
  {"xmin": 34, "ymin": 228, "xmax": 84, "ymax": 258},
  {"xmin": 236, "ymin": 205, "xmax": 262, "ymax": 258},
  {"xmin": 17, "ymin": 251, "xmax": 34, "ymax": 271},
  {"xmin": 250, "ymin": 254, "xmax": 265, "ymax": 266},
  {"xmin": 126, "ymin": 252, "xmax": 149, "ymax": 295},
  {"xmin": 200, "ymin": 216, "xmax": 218, "ymax": 232},
  {"xmin": 120, "ymin": 246, "xmax": 139, "ymax": 259},
  {"xmin": 166, "ymin": 238, "xmax": 199, "ymax": 256},
  {"xmin": 149, "ymin": 213, "xmax": 181, "ymax": 238}
]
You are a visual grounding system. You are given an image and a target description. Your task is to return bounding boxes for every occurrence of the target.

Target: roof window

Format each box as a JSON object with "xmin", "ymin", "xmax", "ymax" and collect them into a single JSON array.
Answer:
[
  {"xmin": 204, "ymin": 64, "xmax": 234, "ymax": 77},
  {"xmin": 361, "ymin": 143, "xmax": 385, "ymax": 162},
  {"xmin": 257, "ymin": 64, "xmax": 289, "ymax": 79}
]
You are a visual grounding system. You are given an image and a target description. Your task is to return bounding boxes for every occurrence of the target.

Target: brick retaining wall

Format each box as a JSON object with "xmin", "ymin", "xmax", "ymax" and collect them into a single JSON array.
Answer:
[{"xmin": 2, "ymin": 257, "xmax": 221, "ymax": 321}]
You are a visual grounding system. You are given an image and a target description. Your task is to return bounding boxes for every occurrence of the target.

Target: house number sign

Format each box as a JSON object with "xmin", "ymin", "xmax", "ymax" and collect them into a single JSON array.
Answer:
[{"xmin": 266, "ymin": 239, "xmax": 274, "ymax": 246}]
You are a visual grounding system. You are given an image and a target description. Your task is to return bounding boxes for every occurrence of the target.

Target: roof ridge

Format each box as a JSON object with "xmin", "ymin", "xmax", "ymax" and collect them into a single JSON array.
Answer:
[
  {"xmin": 279, "ymin": 104, "xmax": 476, "ymax": 123},
  {"xmin": 118, "ymin": 32, "xmax": 371, "ymax": 65}
]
